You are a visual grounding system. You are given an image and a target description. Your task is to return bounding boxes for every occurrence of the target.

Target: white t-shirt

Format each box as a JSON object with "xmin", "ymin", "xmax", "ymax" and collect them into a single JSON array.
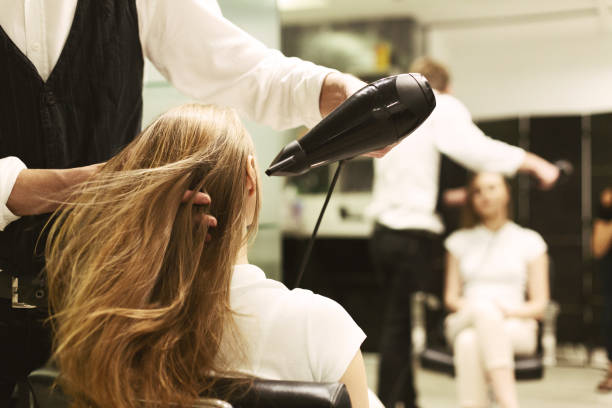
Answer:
[
  {"xmin": 225, "ymin": 264, "xmax": 366, "ymax": 383},
  {"xmin": 445, "ymin": 222, "xmax": 547, "ymax": 307}
]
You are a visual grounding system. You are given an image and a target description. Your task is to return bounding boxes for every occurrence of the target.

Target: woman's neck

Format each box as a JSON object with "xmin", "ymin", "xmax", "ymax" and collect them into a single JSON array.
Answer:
[
  {"xmin": 482, "ymin": 212, "xmax": 508, "ymax": 231},
  {"xmin": 235, "ymin": 244, "xmax": 249, "ymax": 265}
]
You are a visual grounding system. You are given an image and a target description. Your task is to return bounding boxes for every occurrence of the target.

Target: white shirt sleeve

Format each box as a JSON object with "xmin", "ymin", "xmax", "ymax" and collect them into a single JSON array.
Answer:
[
  {"xmin": 522, "ymin": 229, "xmax": 548, "ymax": 262},
  {"xmin": 0, "ymin": 157, "xmax": 27, "ymax": 231},
  {"xmin": 444, "ymin": 230, "xmax": 466, "ymax": 257},
  {"xmin": 136, "ymin": 0, "xmax": 336, "ymax": 130},
  {"xmin": 433, "ymin": 95, "xmax": 526, "ymax": 176},
  {"xmin": 305, "ymin": 293, "xmax": 366, "ymax": 382}
]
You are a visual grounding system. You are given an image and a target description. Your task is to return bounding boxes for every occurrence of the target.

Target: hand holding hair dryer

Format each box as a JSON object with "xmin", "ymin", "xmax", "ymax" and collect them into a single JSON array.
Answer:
[{"xmin": 266, "ymin": 73, "xmax": 436, "ymax": 177}]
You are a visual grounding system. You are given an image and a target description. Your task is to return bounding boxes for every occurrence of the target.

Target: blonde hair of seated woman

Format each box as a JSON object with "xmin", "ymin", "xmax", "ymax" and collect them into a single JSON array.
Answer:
[
  {"xmin": 45, "ymin": 104, "xmax": 369, "ymax": 408},
  {"xmin": 444, "ymin": 172, "xmax": 549, "ymax": 408}
]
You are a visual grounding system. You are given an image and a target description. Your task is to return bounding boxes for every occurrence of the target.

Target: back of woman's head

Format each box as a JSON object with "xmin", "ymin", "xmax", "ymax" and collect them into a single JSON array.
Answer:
[{"xmin": 46, "ymin": 104, "xmax": 260, "ymax": 408}]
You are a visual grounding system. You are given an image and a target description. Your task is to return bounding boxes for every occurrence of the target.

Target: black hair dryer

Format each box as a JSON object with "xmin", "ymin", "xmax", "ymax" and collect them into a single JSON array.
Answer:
[{"xmin": 265, "ymin": 73, "xmax": 437, "ymax": 177}]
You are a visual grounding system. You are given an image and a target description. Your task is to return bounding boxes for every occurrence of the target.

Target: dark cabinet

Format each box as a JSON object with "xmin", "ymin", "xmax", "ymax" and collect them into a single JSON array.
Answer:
[{"xmin": 282, "ymin": 236, "xmax": 384, "ymax": 352}]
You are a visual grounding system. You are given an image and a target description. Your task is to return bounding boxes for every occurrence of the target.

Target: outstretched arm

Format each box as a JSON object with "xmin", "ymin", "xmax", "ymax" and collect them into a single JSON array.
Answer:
[
  {"xmin": 593, "ymin": 188, "xmax": 612, "ymax": 259},
  {"xmin": 4, "ymin": 161, "xmax": 214, "ymax": 230},
  {"xmin": 7, "ymin": 164, "xmax": 101, "ymax": 218},
  {"xmin": 593, "ymin": 219, "xmax": 612, "ymax": 259},
  {"xmin": 434, "ymin": 97, "xmax": 559, "ymax": 188},
  {"xmin": 138, "ymin": 0, "xmax": 335, "ymax": 130}
]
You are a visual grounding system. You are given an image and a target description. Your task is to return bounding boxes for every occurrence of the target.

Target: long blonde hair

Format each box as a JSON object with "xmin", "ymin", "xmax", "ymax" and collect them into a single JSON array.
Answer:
[{"xmin": 45, "ymin": 104, "xmax": 260, "ymax": 408}]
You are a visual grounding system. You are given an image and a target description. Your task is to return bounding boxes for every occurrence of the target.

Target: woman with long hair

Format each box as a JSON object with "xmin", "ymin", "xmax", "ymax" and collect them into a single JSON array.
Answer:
[
  {"xmin": 45, "ymin": 104, "xmax": 370, "ymax": 408},
  {"xmin": 443, "ymin": 172, "xmax": 549, "ymax": 408}
]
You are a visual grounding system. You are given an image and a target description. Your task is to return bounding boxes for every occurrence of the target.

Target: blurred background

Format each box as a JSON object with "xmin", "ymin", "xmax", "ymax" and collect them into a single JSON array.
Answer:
[{"xmin": 142, "ymin": 1, "xmax": 612, "ymax": 406}]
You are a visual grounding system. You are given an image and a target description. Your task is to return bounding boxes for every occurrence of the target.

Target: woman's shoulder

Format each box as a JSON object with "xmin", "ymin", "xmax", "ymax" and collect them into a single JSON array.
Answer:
[
  {"xmin": 230, "ymin": 264, "xmax": 365, "ymax": 382},
  {"xmin": 505, "ymin": 222, "xmax": 545, "ymax": 241},
  {"xmin": 230, "ymin": 264, "xmax": 361, "ymax": 337},
  {"xmin": 505, "ymin": 222, "xmax": 548, "ymax": 258},
  {"xmin": 445, "ymin": 226, "xmax": 481, "ymax": 254}
]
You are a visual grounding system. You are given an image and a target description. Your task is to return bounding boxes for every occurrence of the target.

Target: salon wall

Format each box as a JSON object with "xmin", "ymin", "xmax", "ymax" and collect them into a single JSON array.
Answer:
[
  {"xmin": 141, "ymin": 0, "xmax": 284, "ymax": 280},
  {"xmin": 424, "ymin": 14, "xmax": 612, "ymax": 120}
]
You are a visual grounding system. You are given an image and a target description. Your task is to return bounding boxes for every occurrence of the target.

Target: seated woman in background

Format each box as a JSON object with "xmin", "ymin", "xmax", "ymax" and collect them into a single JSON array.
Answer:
[
  {"xmin": 45, "ymin": 104, "xmax": 372, "ymax": 408},
  {"xmin": 444, "ymin": 172, "xmax": 549, "ymax": 408}
]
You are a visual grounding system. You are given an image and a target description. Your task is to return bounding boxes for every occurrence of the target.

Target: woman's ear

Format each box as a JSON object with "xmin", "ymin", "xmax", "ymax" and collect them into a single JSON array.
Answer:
[
  {"xmin": 244, "ymin": 155, "xmax": 258, "ymax": 229},
  {"xmin": 246, "ymin": 155, "xmax": 257, "ymax": 196}
]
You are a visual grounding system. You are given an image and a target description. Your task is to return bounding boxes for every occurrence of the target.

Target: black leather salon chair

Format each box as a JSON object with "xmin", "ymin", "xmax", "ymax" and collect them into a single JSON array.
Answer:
[{"xmin": 26, "ymin": 366, "xmax": 352, "ymax": 408}]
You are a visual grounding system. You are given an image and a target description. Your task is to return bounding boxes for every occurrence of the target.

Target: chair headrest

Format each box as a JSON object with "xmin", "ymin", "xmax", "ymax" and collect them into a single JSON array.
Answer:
[{"xmin": 27, "ymin": 367, "xmax": 352, "ymax": 408}]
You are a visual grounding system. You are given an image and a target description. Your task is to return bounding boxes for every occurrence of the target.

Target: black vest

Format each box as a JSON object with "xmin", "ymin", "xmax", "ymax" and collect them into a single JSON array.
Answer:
[{"xmin": 0, "ymin": 0, "xmax": 144, "ymax": 289}]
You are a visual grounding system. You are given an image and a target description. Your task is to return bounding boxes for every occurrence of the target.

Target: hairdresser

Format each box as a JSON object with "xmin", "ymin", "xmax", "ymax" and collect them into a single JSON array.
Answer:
[
  {"xmin": 367, "ymin": 57, "xmax": 560, "ymax": 408},
  {"xmin": 0, "ymin": 1, "xmax": 382, "ymax": 404}
]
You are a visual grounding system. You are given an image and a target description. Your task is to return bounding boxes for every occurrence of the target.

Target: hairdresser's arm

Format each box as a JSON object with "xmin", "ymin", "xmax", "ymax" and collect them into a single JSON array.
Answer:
[
  {"xmin": 0, "ymin": 157, "xmax": 27, "ymax": 230},
  {"xmin": 592, "ymin": 188, "xmax": 612, "ymax": 259},
  {"xmin": 444, "ymin": 252, "xmax": 465, "ymax": 312},
  {"xmin": 339, "ymin": 350, "xmax": 369, "ymax": 408},
  {"xmin": 4, "ymin": 162, "xmax": 100, "ymax": 219},
  {"xmin": 501, "ymin": 254, "xmax": 550, "ymax": 320},
  {"xmin": 434, "ymin": 96, "xmax": 559, "ymax": 188},
  {"xmin": 138, "ymin": 0, "xmax": 335, "ymax": 130},
  {"xmin": 518, "ymin": 153, "xmax": 559, "ymax": 190},
  {"xmin": 5, "ymin": 162, "xmax": 213, "ymax": 226},
  {"xmin": 593, "ymin": 219, "xmax": 612, "ymax": 259}
]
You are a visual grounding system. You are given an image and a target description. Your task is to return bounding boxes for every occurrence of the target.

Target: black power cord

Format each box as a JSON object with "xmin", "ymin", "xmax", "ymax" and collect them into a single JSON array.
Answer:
[{"xmin": 293, "ymin": 161, "xmax": 345, "ymax": 289}]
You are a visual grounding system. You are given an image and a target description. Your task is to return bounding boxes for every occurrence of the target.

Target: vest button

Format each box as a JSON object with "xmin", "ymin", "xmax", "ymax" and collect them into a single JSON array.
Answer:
[{"xmin": 43, "ymin": 92, "xmax": 56, "ymax": 105}]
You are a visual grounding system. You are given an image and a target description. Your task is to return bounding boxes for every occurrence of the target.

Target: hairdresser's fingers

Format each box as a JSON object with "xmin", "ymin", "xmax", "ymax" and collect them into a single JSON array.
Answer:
[
  {"xmin": 601, "ymin": 188, "xmax": 612, "ymax": 207},
  {"xmin": 362, "ymin": 142, "xmax": 398, "ymax": 158},
  {"xmin": 203, "ymin": 215, "xmax": 217, "ymax": 243},
  {"xmin": 443, "ymin": 187, "xmax": 468, "ymax": 208},
  {"xmin": 205, "ymin": 215, "xmax": 217, "ymax": 228},
  {"xmin": 193, "ymin": 213, "xmax": 217, "ymax": 226},
  {"xmin": 194, "ymin": 212, "xmax": 218, "ymax": 235},
  {"xmin": 535, "ymin": 164, "xmax": 560, "ymax": 191},
  {"xmin": 182, "ymin": 190, "xmax": 211, "ymax": 205}
]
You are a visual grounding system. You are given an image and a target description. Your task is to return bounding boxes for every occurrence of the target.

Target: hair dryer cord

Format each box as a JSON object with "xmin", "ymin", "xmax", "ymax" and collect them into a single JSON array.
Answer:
[{"xmin": 293, "ymin": 160, "xmax": 344, "ymax": 289}]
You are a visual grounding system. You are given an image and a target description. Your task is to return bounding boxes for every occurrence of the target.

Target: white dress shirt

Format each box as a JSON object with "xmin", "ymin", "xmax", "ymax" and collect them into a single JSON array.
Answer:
[
  {"xmin": 444, "ymin": 221, "xmax": 547, "ymax": 307},
  {"xmin": 366, "ymin": 90, "xmax": 526, "ymax": 233},
  {"xmin": 0, "ymin": 0, "xmax": 335, "ymax": 230}
]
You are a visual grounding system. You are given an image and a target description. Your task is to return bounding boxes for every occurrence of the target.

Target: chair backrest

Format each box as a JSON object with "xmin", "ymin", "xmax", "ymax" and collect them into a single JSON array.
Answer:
[{"xmin": 27, "ymin": 367, "xmax": 352, "ymax": 408}]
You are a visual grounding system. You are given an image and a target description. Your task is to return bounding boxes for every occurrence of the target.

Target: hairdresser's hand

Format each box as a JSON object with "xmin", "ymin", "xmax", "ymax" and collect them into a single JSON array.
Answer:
[
  {"xmin": 521, "ymin": 152, "xmax": 560, "ymax": 190},
  {"xmin": 601, "ymin": 187, "xmax": 612, "ymax": 208},
  {"xmin": 181, "ymin": 191, "xmax": 218, "ymax": 237},
  {"xmin": 442, "ymin": 187, "xmax": 468, "ymax": 208},
  {"xmin": 319, "ymin": 72, "xmax": 396, "ymax": 158},
  {"xmin": 7, "ymin": 163, "xmax": 103, "ymax": 216}
]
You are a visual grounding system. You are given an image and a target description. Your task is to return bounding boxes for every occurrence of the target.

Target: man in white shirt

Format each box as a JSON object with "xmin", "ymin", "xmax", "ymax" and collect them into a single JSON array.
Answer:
[
  {"xmin": 367, "ymin": 57, "xmax": 559, "ymax": 408},
  {"xmin": 0, "ymin": 1, "xmax": 378, "ymax": 404}
]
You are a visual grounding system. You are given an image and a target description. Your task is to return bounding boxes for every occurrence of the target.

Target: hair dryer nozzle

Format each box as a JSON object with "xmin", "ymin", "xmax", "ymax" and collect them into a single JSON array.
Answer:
[
  {"xmin": 266, "ymin": 73, "xmax": 436, "ymax": 176},
  {"xmin": 264, "ymin": 140, "xmax": 307, "ymax": 176}
]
